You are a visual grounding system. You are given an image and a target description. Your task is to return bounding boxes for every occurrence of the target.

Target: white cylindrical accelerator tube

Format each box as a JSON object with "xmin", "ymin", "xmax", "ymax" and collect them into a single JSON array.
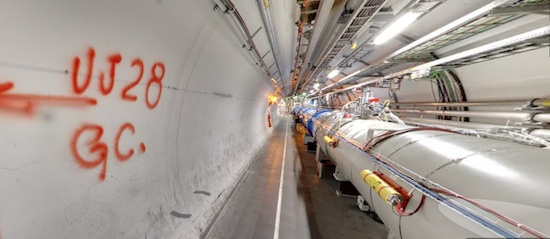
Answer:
[
  {"xmin": 293, "ymin": 106, "xmax": 322, "ymax": 136},
  {"xmin": 312, "ymin": 111, "xmax": 550, "ymax": 239}
]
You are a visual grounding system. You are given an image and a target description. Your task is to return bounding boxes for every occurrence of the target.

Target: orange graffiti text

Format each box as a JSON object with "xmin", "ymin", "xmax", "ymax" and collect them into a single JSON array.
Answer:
[
  {"xmin": 71, "ymin": 122, "xmax": 145, "ymax": 181},
  {"xmin": 72, "ymin": 47, "xmax": 165, "ymax": 109}
]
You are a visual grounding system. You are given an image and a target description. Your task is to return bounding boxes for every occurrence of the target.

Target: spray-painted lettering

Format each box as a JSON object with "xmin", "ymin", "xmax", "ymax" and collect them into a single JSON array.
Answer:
[
  {"xmin": 71, "ymin": 47, "xmax": 165, "ymax": 109},
  {"xmin": 2, "ymin": 47, "xmax": 164, "ymax": 182},
  {"xmin": 121, "ymin": 59, "xmax": 144, "ymax": 102},
  {"xmin": 67, "ymin": 47, "xmax": 164, "ymax": 181},
  {"xmin": 72, "ymin": 48, "xmax": 95, "ymax": 94},
  {"xmin": 70, "ymin": 124, "xmax": 108, "ymax": 180},
  {"xmin": 99, "ymin": 54, "xmax": 122, "ymax": 95},
  {"xmin": 71, "ymin": 122, "xmax": 145, "ymax": 181},
  {"xmin": 145, "ymin": 62, "xmax": 165, "ymax": 109}
]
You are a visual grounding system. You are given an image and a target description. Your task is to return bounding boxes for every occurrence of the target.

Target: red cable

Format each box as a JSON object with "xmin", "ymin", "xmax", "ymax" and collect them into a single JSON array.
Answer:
[
  {"xmin": 396, "ymin": 195, "xmax": 426, "ymax": 216},
  {"xmin": 363, "ymin": 127, "xmax": 456, "ymax": 151},
  {"xmin": 432, "ymin": 188, "xmax": 546, "ymax": 239},
  {"xmin": 318, "ymin": 123, "xmax": 546, "ymax": 238}
]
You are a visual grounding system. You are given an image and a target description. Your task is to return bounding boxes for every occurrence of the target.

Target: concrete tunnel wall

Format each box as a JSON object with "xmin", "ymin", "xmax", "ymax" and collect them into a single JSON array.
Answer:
[{"xmin": 0, "ymin": 0, "xmax": 282, "ymax": 238}]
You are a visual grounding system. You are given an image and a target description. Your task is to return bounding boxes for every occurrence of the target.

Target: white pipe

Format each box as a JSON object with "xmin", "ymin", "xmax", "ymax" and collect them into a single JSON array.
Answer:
[
  {"xmin": 310, "ymin": 111, "xmax": 550, "ymax": 238},
  {"xmin": 391, "ymin": 99, "xmax": 530, "ymax": 107},
  {"xmin": 392, "ymin": 109, "xmax": 534, "ymax": 121},
  {"xmin": 530, "ymin": 129, "xmax": 550, "ymax": 140},
  {"xmin": 533, "ymin": 113, "xmax": 550, "ymax": 123}
]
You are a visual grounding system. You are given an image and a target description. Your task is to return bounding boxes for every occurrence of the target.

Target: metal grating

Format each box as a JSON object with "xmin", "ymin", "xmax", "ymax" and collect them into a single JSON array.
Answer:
[
  {"xmin": 315, "ymin": 25, "xmax": 550, "ymax": 97},
  {"xmin": 318, "ymin": 0, "xmax": 386, "ymax": 69},
  {"xmin": 390, "ymin": 14, "xmax": 523, "ymax": 62},
  {"xmin": 390, "ymin": 0, "xmax": 550, "ymax": 62},
  {"xmin": 508, "ymin": 0, "xmax": 549, "ymax": 7},
  {"xmin": 291, "ymin": 0, "xmax": 318, "ymax": 90},
  {"xmin": 437, "ymin": 37, "xmax": 550, "ymax": 68}
]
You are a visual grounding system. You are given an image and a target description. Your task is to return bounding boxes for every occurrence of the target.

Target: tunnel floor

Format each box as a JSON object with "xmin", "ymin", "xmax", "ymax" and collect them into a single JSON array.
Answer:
[{"xmin": 204, "ymin": 115, "xmax": 388, "ymax": 239}]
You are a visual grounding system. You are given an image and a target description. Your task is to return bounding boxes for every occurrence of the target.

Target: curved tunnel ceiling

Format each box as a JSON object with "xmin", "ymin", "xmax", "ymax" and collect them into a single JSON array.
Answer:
[{"xmin": 0, "ymin": 0, "xmax": 548, "ymax": 238}]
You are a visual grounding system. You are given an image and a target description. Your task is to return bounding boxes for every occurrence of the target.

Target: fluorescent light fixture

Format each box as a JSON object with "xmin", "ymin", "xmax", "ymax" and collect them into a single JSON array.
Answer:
[
  {"xmin": 390, "ymin": 2, "xmax": 505, "ymax": 57},
  {"xmin": 309, "ymin": 89, "xmax": 315, "ymax": 93},
  {"xmin": 313, "ymin": 83, "xmax": 320, "ymax": 89},
  {"xmin": 373, "ymin": 12, "xmax": 420, "ymax": 45},
  {"xmin": 327, "ymin": 69, "xmax": 339, "ymax": 79}
]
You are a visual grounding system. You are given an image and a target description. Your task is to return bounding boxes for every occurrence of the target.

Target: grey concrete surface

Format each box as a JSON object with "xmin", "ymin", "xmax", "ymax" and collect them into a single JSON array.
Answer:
[{"xmin": 205, "ymin": 116, "xmax": 388, "ymax": 239}]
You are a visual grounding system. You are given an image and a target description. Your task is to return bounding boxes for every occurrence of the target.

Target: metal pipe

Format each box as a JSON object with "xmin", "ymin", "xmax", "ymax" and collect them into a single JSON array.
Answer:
[
  {"xmin": 532, "ymin": 98, "xmax": 550, "ymax": 107},
  {"xmin": 401, "ymin": 117, "xmax": 550, "ymax": 143},
  {"xmin": 217, "ymin": 0, "xmax": 284, "ymax": 95},
  {"xmin": 392, "ymin": 109, "xmax": 536, "ymax": 121},
  {"xmin": 213, "ymin": 0, "xmax": 228, "ymax": 12},
  {"xmin": 290, "ymin": 0, "xmax": 308, "ymax": 92},
  {"xmin": 533, "ymin": 113, "xmax": 550, "ymax": 123},
  {"xmin": 298, "ymin": 0, "xmax": 370, "ymax": 90},
  {"xmin": 296, "ymin": 0, "xmax": 336, "ymax": 87},
  {"xmin": 530, "ymin": 129, "xmax": 550, "ymax": 139},
  {"xmin": 391, "ymin": 99, "xmax": 532, "ymax": 107},
  {"xmin": 400, "ymin": 117, "xmax": 515, "ymax": 130},
  {"xmin": 391, "ymin": 98, "xmax": 550, "ymax": 108},
  {"xmin": 298, "ymin": 0, "xmax": 389, "ymax": 93},
  {"xmin": 255, "ymin": 0, "xmax": 286, "ymax": 94}
]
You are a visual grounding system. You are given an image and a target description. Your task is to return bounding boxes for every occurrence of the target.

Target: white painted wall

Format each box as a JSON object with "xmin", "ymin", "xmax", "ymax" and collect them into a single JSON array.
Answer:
[{"xmin": 0, "ymin": 0, "xmax": 281, "ymax": 238}]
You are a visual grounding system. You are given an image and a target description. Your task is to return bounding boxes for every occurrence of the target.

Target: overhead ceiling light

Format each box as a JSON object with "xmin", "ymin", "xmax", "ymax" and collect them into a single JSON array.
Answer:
[
  {"xmin": 373, "ymin": 12, "xmax": 420, "ymax": 45},
  {"xmin": 313, "ymin": 83, "xmax": 320, "ymax": 89},
  {"xmin": 327, "ymin": 69, "xmax": 340, "ymax": 79},
  {"xmin": 309, "ymin": 89, "xmax": 315, "ymax": 93}
]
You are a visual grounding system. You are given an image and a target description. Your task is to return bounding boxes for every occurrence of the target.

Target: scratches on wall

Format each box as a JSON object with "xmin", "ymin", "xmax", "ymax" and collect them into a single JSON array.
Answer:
[
  {"xmin": 193, "ymin": 190, "xmax": 212, "ymax": 196},
  {"xmin": 169, "ymin": 211, "xmax": 191, "ymax": 219},
  {"xmin": 0, "ymin": 160, "xmax": 42, "ymax": 172},
  {"xmin": 212, "ymin": 91, "xmax": 233, "ymax": 98}
]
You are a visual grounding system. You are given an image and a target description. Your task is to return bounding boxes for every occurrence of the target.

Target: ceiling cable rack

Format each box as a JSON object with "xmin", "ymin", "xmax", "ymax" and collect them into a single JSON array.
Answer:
[
  {"xmin": 296, "ymin": 0, "xmax": 388, "ymax": 93},
  {"xmin": 290, "ymin": 0, "xmax": 313, "ymax": 91},
  {"xmin": 215, "ymin": 0, "xmax": 285, "ymax": 95},
  {"xmin": 319, "ymin": 0, "xmax": 547, "ymax": 93},
  {"xmin": 388, "ymin": 0, "xmax": 548, "ymax": 62},
  {"xmin": 310, "ymin": 25, "xmax": 550, "ymax": 99},
  {"xmin": 292, "ymin": 0, "xmax": 335, "ymax": 92}
]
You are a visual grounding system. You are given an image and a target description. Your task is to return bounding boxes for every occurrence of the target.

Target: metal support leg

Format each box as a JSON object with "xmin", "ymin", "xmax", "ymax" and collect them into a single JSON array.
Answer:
[{"xmin": 315, "ymin": 144, "xmax": 333, "ymax": 178}]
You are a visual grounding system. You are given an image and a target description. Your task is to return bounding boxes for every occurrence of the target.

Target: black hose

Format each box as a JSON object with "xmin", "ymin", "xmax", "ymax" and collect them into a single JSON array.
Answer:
[{"xmin": 448, "ymin": 70, "xmax": 469, "ymax": 122}]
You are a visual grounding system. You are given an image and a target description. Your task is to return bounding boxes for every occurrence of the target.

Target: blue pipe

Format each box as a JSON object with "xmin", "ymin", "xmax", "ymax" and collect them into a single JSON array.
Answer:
[{"xmin": 307, "ymin": 110, "xmax": 331, "ymax": 137}]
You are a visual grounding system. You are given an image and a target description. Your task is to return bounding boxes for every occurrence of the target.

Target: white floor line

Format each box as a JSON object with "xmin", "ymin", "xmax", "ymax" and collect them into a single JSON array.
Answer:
[{"xmin": 273, "ymin": 119, "xmax": 288, "ymax": 239}]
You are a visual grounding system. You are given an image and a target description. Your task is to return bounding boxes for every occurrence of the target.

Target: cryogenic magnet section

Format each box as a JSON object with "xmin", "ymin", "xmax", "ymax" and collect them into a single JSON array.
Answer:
[
  {"xmin": 312, "ymin": 110, "xmax": 550, "ymax": 239},
  {"xmin": 427, "ymin": 147, "xmax": 550, "ymax": 209}
]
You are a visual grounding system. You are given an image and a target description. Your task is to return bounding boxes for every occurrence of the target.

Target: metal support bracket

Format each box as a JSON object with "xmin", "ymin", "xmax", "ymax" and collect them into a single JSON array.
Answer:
[{"xmin": 251, "ymin": 26, "xmax": 263, "ymax": 38}]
